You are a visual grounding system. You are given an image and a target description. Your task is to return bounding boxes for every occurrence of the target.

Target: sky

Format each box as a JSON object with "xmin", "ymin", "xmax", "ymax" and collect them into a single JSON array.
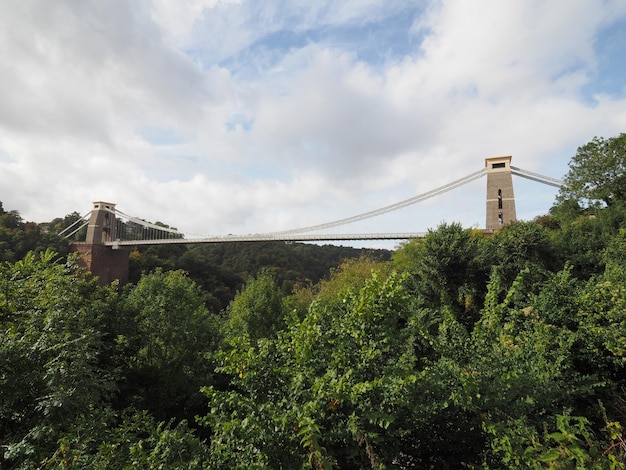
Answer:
[{"xmin": 1, "ymin": 0, "xmax": 625, "ymax": 248}]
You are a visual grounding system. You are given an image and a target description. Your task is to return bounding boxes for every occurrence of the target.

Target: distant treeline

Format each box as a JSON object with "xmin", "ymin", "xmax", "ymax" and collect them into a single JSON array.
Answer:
[{"xmin": 128, "ymin": 241, "xmax": 392, "ymax": 312}]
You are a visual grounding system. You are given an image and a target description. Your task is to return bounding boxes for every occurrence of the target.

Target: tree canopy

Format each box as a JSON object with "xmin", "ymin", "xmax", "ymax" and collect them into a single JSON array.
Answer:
[{"xmin": 558, "ymin": 132, "xmax": 626, "ymax": 207}]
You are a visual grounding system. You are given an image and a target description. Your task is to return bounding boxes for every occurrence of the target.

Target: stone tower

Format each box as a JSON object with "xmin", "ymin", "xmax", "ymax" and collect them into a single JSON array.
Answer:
[
  {"xmin": 85, "ymin": 201, "xmax": 117, "ymax": 243},
  {"xmin": 72, "ymin": 201, "xmax": 129, "ymax": 285},
  {"xmin": 485, "ymin": 156, "xmax": 516, "ymax": 230}
]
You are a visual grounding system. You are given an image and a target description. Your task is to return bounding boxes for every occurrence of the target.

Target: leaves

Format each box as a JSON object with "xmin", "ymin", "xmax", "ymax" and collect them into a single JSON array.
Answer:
[
  {"xmin": 119, "ymin": 268, "xmax": 220, "ymax": 420},
  {"xmin": 223, "ymin": 270, "xmax": 286, "ymax": 346},
  {"xmin": 0, "ymin": 250, "xmax": 117, "ymax": 466},
  {"xmin": 558, "ymin": 133, "xmax": 626, "ymax": 208}
]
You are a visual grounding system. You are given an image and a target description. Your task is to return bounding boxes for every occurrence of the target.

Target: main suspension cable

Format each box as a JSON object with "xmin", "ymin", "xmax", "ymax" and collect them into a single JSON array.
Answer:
[
  {"xmin": 510, "ymin": 166, "xmax": 564, "ymax": 188},
  {"xmin": 58, "ymin": 211, "xmax": 91, "ymax": 237},
  {"xmin": 275, "ymin": 168, "xmax": 488, "ymax": 235}
]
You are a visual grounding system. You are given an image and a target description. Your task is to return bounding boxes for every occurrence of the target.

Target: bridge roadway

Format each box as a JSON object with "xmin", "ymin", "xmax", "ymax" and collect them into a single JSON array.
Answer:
[{"xmin": 105, "ymin": 232, "xmax": 428, "ymax": 247}]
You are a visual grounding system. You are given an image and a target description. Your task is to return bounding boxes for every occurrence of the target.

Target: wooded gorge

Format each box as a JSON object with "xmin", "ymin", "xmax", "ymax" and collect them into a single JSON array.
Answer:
[{"xmin": 2, "ymin": 134, "xmax": 626, "ymax": 468}]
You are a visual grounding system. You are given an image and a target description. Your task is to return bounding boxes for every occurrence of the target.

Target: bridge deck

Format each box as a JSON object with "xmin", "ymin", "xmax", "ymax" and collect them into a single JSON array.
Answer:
[{"xmin": 105, "ymin": 232, "xmax": 427, "ymax": 247}]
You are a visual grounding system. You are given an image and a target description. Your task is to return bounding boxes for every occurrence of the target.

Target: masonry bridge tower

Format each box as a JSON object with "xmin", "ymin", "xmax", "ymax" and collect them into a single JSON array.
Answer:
[
  {"xmin": 485, "ymin": 156, "xmax": 516, "ymax": 230},
  {"xmin": 71, "ymin": 201, "xmax": 130, "ymax": 284}
]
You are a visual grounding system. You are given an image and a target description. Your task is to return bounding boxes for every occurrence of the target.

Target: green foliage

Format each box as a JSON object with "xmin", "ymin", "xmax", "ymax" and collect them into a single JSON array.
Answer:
[
  {"xmin": 551, "ymin": 202, "xmax": 626, "ymax": 279},
  {"xmin": 482, "ymin": 220, "xmax": 555, "ymax": 289},
  {"xmin": 223, "ymin": 270, "xmax": 286, "ymax": 347},
  {"xmin": 550, "ymin": 197, "xmax": 586, "ymax": 225},
  {"xmin": 128, "ymin": 240, "xmax": 390, "ymax": 313},
  {"xmin": 532, "ymin": 264, "xmax": 581, "ymax": 329},
  {"xmin": 0, "ymin": 250, "xmax": 117, "ymax": 467},
  {"xmin": 44, "ymin": 211, "xmax": 88, "ymax": 242},
  {"xmin": 314, "ymin": 255, "xmax": 392, "ymax": 305},
  {"xmin": 39, "ymin": 409, "xmax": 210, "ymax": 469},
  {"xmin": 187, "ymin": 242, "xmax": 390, "ymax": 292},
  {"xmin": 394, "ymin": 222, "xmax": 486, "ymax": 328},
  {"xmin": 477, "ymin": 264, "xmax": 626, "ymax": 467},
  {"xmin": 204, "ymin": 260, "xmax": 613, "ymax": 467},
  {"xmin": 202, "ymin": 269, "xmax": 419, "ymax": 468},
  {"xmin": 558, "ymin": 133, "xmax": 626, "ymax": 208},
  {"xmin": 487, "ymin": 410, "xmax": 626, "ymax": 469},
  {"xmin": 0, "ymin": 203, "xmax": 69, "ymax": 263},
  {"xmin": 284, "ymin": 255, "xmax": 392, "ymax": 321},
  {"xmin": 602, "ymin": 228, "xmax": 626, "ymax": 280},
  {"xmin": 574, "ymin": 276, "xmax": 626, "ymax": 376},
  {"xmin": 175, "ymin": 248, "xmax": 243, "ymax": 312},
  {"xmin": 476, "ymin": 270, "xmax": 595, "ymax": 417},
  {"xmin": 119, "ymin": 268, "xmax": 220, "ymax": 421}
]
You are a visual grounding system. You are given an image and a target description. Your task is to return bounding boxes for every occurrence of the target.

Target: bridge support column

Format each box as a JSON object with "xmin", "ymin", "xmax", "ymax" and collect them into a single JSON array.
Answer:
[
  {"xmin": 485, "ymin": 156, "xmax": 516, "ymax": 230},
  {"xmin": 71, "ymin": 201, "xmax": 129, "ymax": 285}
]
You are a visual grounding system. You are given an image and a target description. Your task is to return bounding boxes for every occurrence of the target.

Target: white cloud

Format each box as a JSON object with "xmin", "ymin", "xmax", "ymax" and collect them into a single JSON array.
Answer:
[
  {"xmin": 0, "ymin": 0, "xmax": 625, "ymax": 245},
  {"xmin": 148, "ymin": 0, "xmax": 242, "ymax": 44}
]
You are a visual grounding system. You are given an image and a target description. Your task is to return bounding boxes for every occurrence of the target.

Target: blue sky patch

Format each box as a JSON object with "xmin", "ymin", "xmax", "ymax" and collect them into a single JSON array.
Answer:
[
  {"xmin": 582, "ymin": 18, "xmax": 626, "ymax": 100},
  {"xmin": 137, "ymin": 126, "xmax": 186, "ymax": 146}
]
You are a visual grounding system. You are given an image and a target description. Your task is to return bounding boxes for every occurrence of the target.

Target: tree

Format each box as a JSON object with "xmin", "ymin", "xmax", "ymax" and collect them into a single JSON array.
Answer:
[
  {"xmin": 313, "ymin": 256, "xmax": 392, "ymax": 305},
  {"xmin": 481, "ymin": 220, "xmax": 556, "ymax": 291},
  {"xmin": 603, "ymin": 227, "xmax": 626, "ymax": 280},
  {"xmin": 0, "ymin": 203, "xmax": 70, "ymax": 263},
  {"xmin": 0, "ymin": 209, "xmax": 22, "ymax": 229},
  {"xmin": 394, "ymin": 222, "xmax": 487, "ymax": 328},
  {"xmin": 0, "ymin": 250, "xmax": 117, "ymax": 467},
  {"xmin": 222, "ymin": 270, "xmax": 286, "ymax": 347},
  {"xmin": 46, "ymin": 211, "xmax": 88, "ymax": 241},
  {"xmin": 551, "ymin": 201, "xmax": 626, "ymax": 279},
  {"xmin": 119, "ymin": 269, "xmax": 220, "ymax": 421},
  {"xmin": 557, "ymin": 133, "xmax": 626, "ymax": 208},
  {"xmin": 40, "ymin": 410, "xmax": 210, "ymax": 469},
  {"xmin": 202, "ymin": 269, "xmax": 419, "ymax": 468}
]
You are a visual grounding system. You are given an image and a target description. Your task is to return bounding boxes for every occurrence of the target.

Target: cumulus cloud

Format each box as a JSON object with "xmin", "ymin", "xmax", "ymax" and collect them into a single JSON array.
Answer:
[{"xmin": 0, "ymin": 0, "xmax": 625, "ymax": 243}]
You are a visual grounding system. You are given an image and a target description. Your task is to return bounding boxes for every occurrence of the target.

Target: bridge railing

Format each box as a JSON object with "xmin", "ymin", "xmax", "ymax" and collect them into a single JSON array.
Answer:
[{"xmin": 105, "ymin": 232, "xmax": 428, "ymax": 247}]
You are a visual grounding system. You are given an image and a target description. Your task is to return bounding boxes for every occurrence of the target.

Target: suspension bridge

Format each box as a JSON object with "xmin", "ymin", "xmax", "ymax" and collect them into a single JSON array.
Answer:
[
  {"xmin": 61, "ymin": 157, "xmax": 563, "ymax": 246},
  {"xmin": 63, "ymin": 157, "xmax": 563, "ymax": 283}
]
